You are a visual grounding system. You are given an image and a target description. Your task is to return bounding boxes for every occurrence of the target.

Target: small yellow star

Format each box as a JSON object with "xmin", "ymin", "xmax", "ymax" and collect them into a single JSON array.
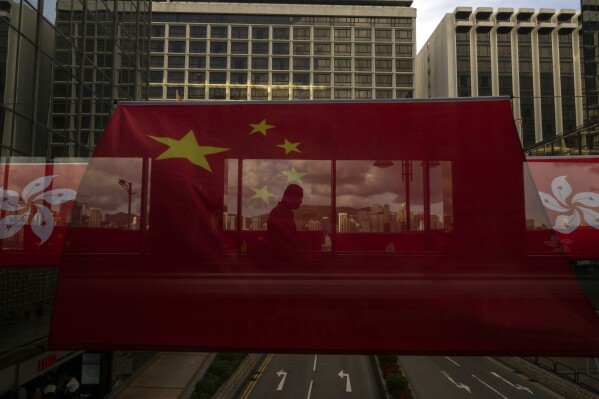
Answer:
[
  {"xmin": 148, "ymin": 130, "xmax": 229, "ymax": 172},
  {"xmin": 277, "ymin": 139, "xmax": 301, "ymax": 155},
  {"xmin": 250, "ymin": 185, "xmax": 276, "ymax": 205},
  {"xmin": 282, "ymin": 166, "xmax": 307, "ymax": 184},
  {"xmin": 250, "ymin": 119, "xmax": 275, "ymax": 136}
]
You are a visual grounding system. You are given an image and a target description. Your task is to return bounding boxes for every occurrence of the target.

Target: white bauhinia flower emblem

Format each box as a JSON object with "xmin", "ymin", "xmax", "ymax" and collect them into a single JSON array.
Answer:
[
  {"xmin": 0, "ymin": 175, "xmax": 76, "ymax": 244},
  {"xmin": 539, "ymin": 176, "xmax": 599, "ymax": 234}
]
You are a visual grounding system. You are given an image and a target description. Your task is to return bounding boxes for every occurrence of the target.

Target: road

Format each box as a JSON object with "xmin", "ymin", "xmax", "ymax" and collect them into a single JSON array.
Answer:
[
  {"xmin": 399, "ymin": 356, "xmax": 565, "ymax": 399},
  {"xmin": 242, "ymin": 354, "xmax": 380, "ymax": 398}
]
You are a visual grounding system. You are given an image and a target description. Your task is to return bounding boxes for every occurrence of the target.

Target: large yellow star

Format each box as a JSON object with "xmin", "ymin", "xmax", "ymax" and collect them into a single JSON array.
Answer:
[
  {"xmin": 282, "ymin": 166, "xmax": 307, "ymax": 184},
  {"xmin": 250, "ymin": 119, "xmax": 275, "ymax": 136},
  {"xmin": 250, "ymin": 185, "xmax": 276, "ymax": 205},
  {"xmin": 148, "ymin": 131, "xmax": 229, "ymax": 172},
  {"xmin": 277, "ymin": 139, "xmax": 301, "ymax": 155}
]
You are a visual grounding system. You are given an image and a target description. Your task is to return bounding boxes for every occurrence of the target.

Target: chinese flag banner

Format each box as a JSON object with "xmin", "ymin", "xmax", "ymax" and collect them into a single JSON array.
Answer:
[{"xmin": 48, "ymin": 99, "xmax": 599, "ymax": 355}]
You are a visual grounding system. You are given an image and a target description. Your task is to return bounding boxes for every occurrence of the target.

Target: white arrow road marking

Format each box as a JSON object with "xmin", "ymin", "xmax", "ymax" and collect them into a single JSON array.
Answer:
[
  {"xmin": 441, "ymin": 371, "xmax": 471, "ymax": 393},
  {"xmin": 338, "ymin": 370, "xmax": 352, "ymax": 392},
  {"xmin": 276, "ymin": 370, "xmax": 287, "ymax": 391},
  {"xmin": 491, "ymin": 372, "xmax": 534, "ymax": 394},
  {"xmin": 445, "ymin": 356, "xmax": 461, "ymax": 367},
  {"xmin": 472, "ymin": 374, "xmax": 509, "ymax": 399}
]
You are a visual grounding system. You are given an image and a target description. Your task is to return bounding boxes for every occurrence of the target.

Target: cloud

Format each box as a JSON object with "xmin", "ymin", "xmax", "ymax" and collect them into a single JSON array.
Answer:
[{"xmin": 412, "ymin": 0, "xmax": 580, "ymax": 51}]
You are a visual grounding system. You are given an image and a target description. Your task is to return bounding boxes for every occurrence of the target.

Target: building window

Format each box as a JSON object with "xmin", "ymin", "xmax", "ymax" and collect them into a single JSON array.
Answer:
[
  {"xmin": 231, "ymin": 57, "xmax": 248, "ymax": 70},
  {"xmin": 293, "ymin": 27, "xmax": 310, "ymax": 40},
  {"xmin": 375, "ymin": 44, "xmax": 392, "ymax": 57},
  {"xmin": 294, "ymin": 58, "xmax": 311, "ymax": 70},
  {"xmin": 210, "ymin": 42, "xmax": 227, "ymax": 54},
  {"xmin": 314, "ymin": 73, "xmax": 331, "ymax": 86},
  {"xmin": 251, "ymin": 73, "xmax": 268, "ymax": 84},
  {"xmin": 273, "ymin": 27, "xmax": 290, "ymax": 40},
  {"xmin": 210, "ymin": 57, "xmax": 227, "ymax": 69},
  {"xmin": 355, "ymin": 59, "xmax": 372, "ymax": 71},
  {"xmin": 168, "ymin": 41, "xmax": 186, "ymax": 53},
  {"xmin": 230, "ymin": 88, "xmax": 248, "ymax": 100},
  {"xmin": 375, "ymin": 29, "xmax": 392, "ymax": 41},
  {"xmin": 396, "ymin": 59, "xmax": 411, "ymax": 72},
  {"xmin": 314, "ymin": 43, "xmax": 331, "ymax": 55},
  {"xmin": 252, "ymin": 42, "xmax": 269, "ymax": 55},
  {"xmin": 314, "ymin": 28, "xmax": 331, "ymax": 40},
  {"xmin": 375, "ymin": 59, "xmax": 392, "ymax": 71},
  {"xmin": 395, "ymin": 29, "xmax": 412, "ymax": 42},
  {"xmin": 211, "ymin": 26, "xmax": 228, "ymax": 38},
  {"xmin": 209, "ymin": 87, "xmax": 227, "ymax": 99},
  {"xmin": 149, "ymin": 71, "xmax": 163, "ymax": 83},
  {"xmin": 334, "ymin": 44, "xmax": 351, "ymax": 55},
  {"xmin": 314, "ymin": 58, "xmax": 331, "ymax": 71},
  {"xmin": 252, "ymin": 27, "xmax": 269, "ymax": 40},
  {"xmin": 376, "ymin": 74, "xmax": 392, "ymax": 87},
  {"xmin": 232, "ymin": 26, "xmax": 248, "ymax": 39},
  {"xmin": 272, "ymin": 58, "xmax": 290, "ymax": 70},
  {"xmin": 188, "ymin": 87, "xmax": 205, "ymax": 99},
  {"xmin": 190, "ymin": 25, "xmax": 207, "ymax": 38},
  {"xmin": 334, "ymin": 58, "xmax": 351, "ymax": 71},
  {"xmin": 169, "ymin": 25, "xmax": 186, "ymax": 37},
  {"xmin": 334, "ymin": 73, "xmax": 351, "ymax": 86},
  {"xmin": 252, "ymin": 57, "xmax": 269, "ymax": 70},
  {"xmin": 294, "ymin": 43, "xmax": 311, "ymax": 55},
  {"xmin": 151, "ymin": 25, "xmax": 165, "ymax": 37},
  {"xmin": 231, "ymin": 72, "xmax": 248, "ymax": 84},
  {"xmin": 167, "ymin": 56, "xmax": 185, "ymax": 68},
  {"xmin": 151, "ymin": 40, "xmax": 165, "ymax": 52},
  {"xmin": 273, "ymin": 42, "xmax": 290, "ymax": 55},
  {"xmin": 334, "ymin": 89, "xmax": 352, "ymax": 99},
  {"xmin": 293, "ymin": 89, "xmax": 310, "ymax": 100},
  {"xmin": 355, "ymin": 74, "xmax": 372, "ymax": 87},
  {"xmin": 231, "ymin": 42, "xmax": 249, "ymax": 54},
  {"xmin": 334, "ymin": 28, "xmax": 351, "ymax": 40},
  {"xmin": 355, "ymin": 29, "xmax": 372, "ymax": 41},
  {"xmin": 376, "ymin": 89, "xmax": 393, "ymax": 99},
  {"xmin": 189, "ymin": 41, "xmax": 206, "ymax": 53},
  {"xmin": 188, "ymin": 71, "xmax": 206, "ymax": 83},
  {"xmin": 396, "ymin": 90, "xmax": 413, "ymax": 98},
  {"xmin": 272, "ymin": 88, "xmax": 289, "ymax": 100},
  {"xmin": 396, "ymin": 74, "xmax": 413, "ymax": 87},
  {"xmin": 272, "ymin": 73, "xmax": 290, "ymax": 84},
  {"xmin": 150, "ymin": 56, "xmax": 164, "ymax": 67},
  {"xmin": 251, "ymin": 88, "xmax": 268, "ymax": 100},
  {"xmin": 355, "ymin": 89, "xmax": 372, "ymax": 99},
  {"xmin": 189, "ymin": 56, "xmax": 206, "ymax": 68},
  {"xmin": 293, "ymin": 73, "xmax": 310, "ymax": 85},
  {"xmin": 209, "ymin": 71, "xmax": 227, "ymax": 84},
  {"xmin": 355, "ymin": 44, "xmax": 371, "ymax": 55},
  {"xmin": 314, "ymin": 88, "xmax": 331, "ymax": 98},
  {"xmin": 396, "ymin": 44, "xmax": 412, "ymax": 56}
]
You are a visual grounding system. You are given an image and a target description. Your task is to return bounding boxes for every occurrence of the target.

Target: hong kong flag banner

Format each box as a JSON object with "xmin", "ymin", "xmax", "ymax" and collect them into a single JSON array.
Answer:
[
  {"xmin": 0, "ymin": 163, "xmax": 86, "ymax": 267},
  {"xmin": 49, "ymin": 99, "xmax": 599, "ymax": 354}
]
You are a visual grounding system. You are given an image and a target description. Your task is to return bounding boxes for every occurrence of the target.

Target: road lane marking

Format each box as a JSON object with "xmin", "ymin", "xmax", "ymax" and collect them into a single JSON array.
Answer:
[
  {"xmin": 445, "ymin": 356, "xmax": 461, "ymax": 367},
  {"xmin": 485, "ymin": 358, "xmax": 566, "ymax": 399},
  {"xmin": 239, "ymin": 353, "xmax": 273, "ymax": 399},
  {"xmin": 306, "ymin": 380, "xmax": 313, "ymax": 399},
  {"xmin": 491, "ymin": 372, "xmax": 533, "ymax": 394},
  {"xmin": 276, "ymin": 370, "xmax": 287, "ymax": 391},
  {"xmin": 472, "ymin": 374, "xmax": 509, "ymax": 399},
  {"xmin": 441, "ymin": 371, "xmax": 471, "ymax": 393},
  {"xmin": 313, "ymin": 354, "xmax": 318, "ymax": 371},
  {"xmin": 338, "ymin": 370, "xmax": 352, "ymax": 392}
]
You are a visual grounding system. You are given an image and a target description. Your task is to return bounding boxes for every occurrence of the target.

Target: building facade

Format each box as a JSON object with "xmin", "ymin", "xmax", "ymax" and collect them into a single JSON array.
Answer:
[
  {"xmin": 0, "ymin": 0, "xmax": 150, "ymax": 396},
  {"xmin": 149, "ymin": 0, "xmax": 416, "ymax": 101},
  {"xmin": 582, "ymin": 0, "xmax": 599, "ymax": 124},
  {"xmin": 416, "ymin": 7, "xmax": 583, "ymax": 148}
]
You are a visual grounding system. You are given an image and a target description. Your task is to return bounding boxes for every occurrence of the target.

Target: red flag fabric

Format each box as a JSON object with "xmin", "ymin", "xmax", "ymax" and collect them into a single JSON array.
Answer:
[
  {"xmin": 47, "ymin": 99, "xmax": 599, "ymax": 354},
  {"xmin": 0, "ymin": 163, "xmax": 86, "ymax": 266}
]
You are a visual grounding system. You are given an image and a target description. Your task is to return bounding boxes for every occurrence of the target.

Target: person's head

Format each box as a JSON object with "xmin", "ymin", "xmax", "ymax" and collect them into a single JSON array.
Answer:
[{"xmin": 282, "ymin": 184, "xmax": 303, "ymax": 210}]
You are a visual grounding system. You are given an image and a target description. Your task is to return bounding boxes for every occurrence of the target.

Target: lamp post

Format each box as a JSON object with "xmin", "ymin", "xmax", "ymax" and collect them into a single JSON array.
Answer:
[{"xmin": 118, "ymin": 179, "xmax": 136, "ymax": 229}]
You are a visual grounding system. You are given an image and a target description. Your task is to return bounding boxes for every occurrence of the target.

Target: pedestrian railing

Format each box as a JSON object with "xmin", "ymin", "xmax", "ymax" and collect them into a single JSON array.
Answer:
[{"xmin": 523, "ymin": 357, "xmax": 599, "ymax": 394}]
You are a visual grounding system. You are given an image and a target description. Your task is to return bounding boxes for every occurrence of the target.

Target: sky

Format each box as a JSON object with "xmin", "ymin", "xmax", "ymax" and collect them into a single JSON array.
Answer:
[{"xmin": 412, "ymin": 0, "xmax": 582, "ymax": 52}]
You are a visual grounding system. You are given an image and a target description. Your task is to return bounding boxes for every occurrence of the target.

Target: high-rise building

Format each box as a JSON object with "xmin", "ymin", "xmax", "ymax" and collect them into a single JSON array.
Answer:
[
  {"xmin": 582, "ymin": 0, "xmax": 599, "ymax": 124},
  {"xmin": 416, "ymin": 7, "xmax": 583, "ymax": 148},
  {"xmin": 0, "ymin": 1, "xmax": 151, "ymax": 396},
  {"xmin": 149, "ymin": 0, "xmax": 415, "ymax": 101},
  {"xmin": 50, "ymin": 0, "xmax": 151, "ymax": 158}
]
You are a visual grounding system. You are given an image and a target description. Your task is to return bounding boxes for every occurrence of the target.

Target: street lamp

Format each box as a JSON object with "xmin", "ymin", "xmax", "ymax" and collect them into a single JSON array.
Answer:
[{"xmin": 118, "ymin": 179, "xmax": 136, "ymax": 229}]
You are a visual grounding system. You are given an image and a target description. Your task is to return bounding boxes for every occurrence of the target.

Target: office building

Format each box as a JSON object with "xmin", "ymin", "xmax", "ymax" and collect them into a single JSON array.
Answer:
[
  {"xmin": 582, "ymin": 0, "xmax": 599, "ymax": 124},
  {"xmin": 416, "ymin": 7, "xmax": 583, "ymax": 148},
  {"xmin": 149, "ymin": 0, "xmax": 416, "ymax": 101},
  {"xmin": 0, "ymin": 1, "xmax": 150, "ymax": 397}
]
